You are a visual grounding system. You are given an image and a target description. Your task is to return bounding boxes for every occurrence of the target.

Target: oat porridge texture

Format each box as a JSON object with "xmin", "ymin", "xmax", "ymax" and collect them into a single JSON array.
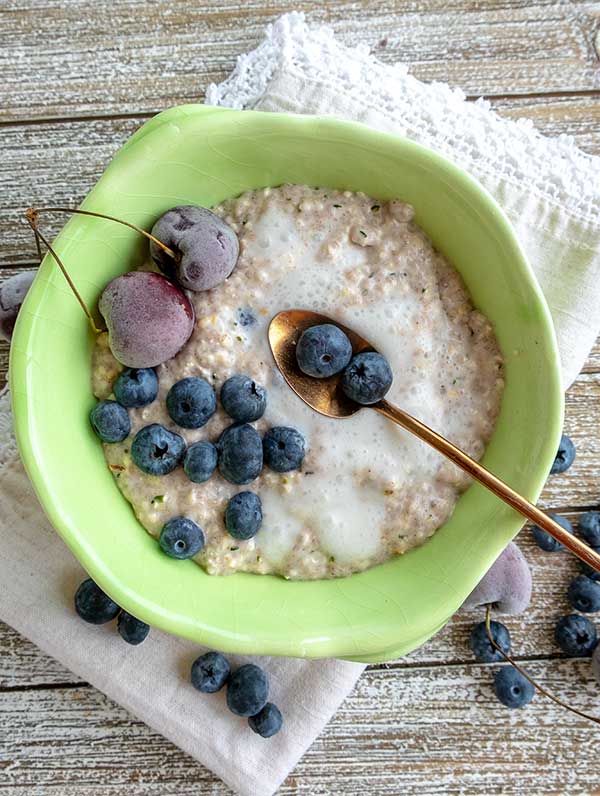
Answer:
[{"xmin": 92, "ymin": 184, "xmax": 504, "ymax": 580}]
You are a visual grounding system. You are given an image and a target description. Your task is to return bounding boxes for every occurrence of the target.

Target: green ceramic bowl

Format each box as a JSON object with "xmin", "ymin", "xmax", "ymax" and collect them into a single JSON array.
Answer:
[{"xmin": 10, "ymin": 105, "xmax": 562, "ymax": 663}]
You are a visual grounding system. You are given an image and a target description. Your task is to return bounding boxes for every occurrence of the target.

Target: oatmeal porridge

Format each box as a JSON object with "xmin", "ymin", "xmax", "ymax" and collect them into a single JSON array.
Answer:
[{"xmin": 92, "ymin": 184, "xmax": 504, "ymax": 580}]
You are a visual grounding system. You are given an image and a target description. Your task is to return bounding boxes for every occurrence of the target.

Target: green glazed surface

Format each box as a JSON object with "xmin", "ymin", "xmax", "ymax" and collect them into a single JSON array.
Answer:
[{"xmin": 10, "ymin": 105, "xmax": 563, "ymax": 663}]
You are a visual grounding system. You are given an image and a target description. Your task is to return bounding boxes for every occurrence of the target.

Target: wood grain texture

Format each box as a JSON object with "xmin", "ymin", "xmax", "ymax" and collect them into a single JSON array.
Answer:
[
  {"xmin": 1, "ymin": 0, "xmax": 599, "ymax": 122},
  {"xmin": 1, "ymin": 661, "xmax": 598, "ymax": 795}
]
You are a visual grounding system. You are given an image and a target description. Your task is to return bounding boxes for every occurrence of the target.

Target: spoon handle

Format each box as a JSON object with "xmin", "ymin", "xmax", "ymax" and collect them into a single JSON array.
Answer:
[{"xmin": 375, "ymin": 399, "xmax": 600, "ymax": 572}]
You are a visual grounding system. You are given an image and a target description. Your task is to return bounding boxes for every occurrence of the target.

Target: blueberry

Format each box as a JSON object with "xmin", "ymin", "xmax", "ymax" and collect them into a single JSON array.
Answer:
[
  {"xmin": 220, "ymin": 375, "xmax": 267, "ymax": 422},
  {"xmin": 531, "ymin": 513, "xmax": 572, "ymax": 552},
  {"xmin": 117, "ymin": 611, "xmax": 150, "ymax": 645},
  {"xmin": 296, "ymin": 323, "xmax": 353, "ymax": 378},
  {"xmin": 567, "ymin": 575, "xmax": 600, "ymax": 613},
  {"xmin": 579, "ymin": 511, "xmax": 600, "ymax": 547},
  {"xmin": 218, "ymin": 423, "xmax": 263, "ymax": 485},
  {"xmin": 131, "ymin": 424, "xmax": 186, "ymax": 475},
  {"xmin": 493, "ymin": 666, "xmax": 534, "ymax": 709},
  {"xmin": 550, "ymin": 434, "xmax": 576, "ymax": 474},
  {"xmin": 469, "ymin": 620, "xmax": 511, "ymax": 663},
  {"xmin": 226, "ymin": 664, "xmax": 269, "ymax": 717},
  {"xmin": 580, "ymin": 551, "xmax": 600, "ymax": 582},
  {"xmin": 90, "ymin": 400, "xmax": 130, "ymax": 443},
  {"xmin": 167, "ymin": 377, "xmax": 217, "ymax": 429},
  {"xmin": 74, "ymin": 578, "xmax": 120, "ymax": 624},
  {"xmin": 113, "ymin": 368, "xmax": 158, "ymax": 408},
  {"xmin": 342, "ymin": 351, "xmax": 393, "ymax": 405},
  {"xmin": 159, "ymin": 516, "xmax": 205, "ymax": 559},
  {"xmin": 263, "ymin": 427, "xmax": 306, "ymax": 472},
  {"xmin": 248, "ymin": 703, "xmax": 283, "ymax": 738},
  {"xmin": 191, "ymin": 651, "xmax": 231, "ymax": 693},
  {"xmin": 184, "ymin": 441, "xmax": 218, "ymax": 483},
  {"xmin": 225, "ymin": 492, "xmax": 262, "ymax": 540},
  {"xmin": 554, "ymin": 614, "xmax": 598, "ymax": 657}
]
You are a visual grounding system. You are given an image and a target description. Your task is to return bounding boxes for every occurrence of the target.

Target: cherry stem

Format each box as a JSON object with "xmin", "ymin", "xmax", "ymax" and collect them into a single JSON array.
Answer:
[
  {"xmin": 485, "ymin": 604, "xmax": 600, "ymax": 725},
  {"xmin": 32, "ymin": 206, "xmax": 178, "ymax": 261},
  {"xmin": 25, "ymin": 209, "xmax": 103, "ymax": 335}
]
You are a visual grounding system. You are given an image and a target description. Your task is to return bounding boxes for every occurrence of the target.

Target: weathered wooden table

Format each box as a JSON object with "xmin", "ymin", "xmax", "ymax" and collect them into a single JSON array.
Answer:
[{"xmin": 1, "ymin": 2, "xmax": 599, "ymax": 793}]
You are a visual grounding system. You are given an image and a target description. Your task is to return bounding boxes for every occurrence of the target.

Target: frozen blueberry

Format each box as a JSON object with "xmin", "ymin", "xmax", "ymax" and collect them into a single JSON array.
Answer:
[
  {"xmin": 191, "ymin": 651, "xmax": 231, "ymax": 693},
  {"xmin": 579, "ymin": 511, "xmax": 600, "ymax": 548},
  {"xmin": 550, "ymin": 434, "xmax": 576, "ymax": 474},
  {"xmin": 220, "ymin": 375, "xmax": 267, "ymax": 423},
  {"xmin": 159, "ymin": 516, "xmax": 205, "ymax": 559},
  {"xmin": 150, "ymin": 205, "xmax": 239, "ymax": 292},
  {"xmin": 248, "ymin": 703, "xmax": 283, "ymax": 738},
  {"xmin": 167, "ymin": 377, "xmax": 217, "ymax": 429},
  {"xmin": 555, "ymin": 614, "xmax": 598, "ymax": 657},
  {"xmin": 225, "ymin": 492, "xmax": 262, "ymax": 540},
  {"xmin": 462, "ymin": 542, "xmax": 532, "ymax": 615},
  {"xmin": 263, "ymin": 427, "xmax": 305, "ymax": 472},
  {"xmin": 218, "ymin": 423, "xmax": 263, "ymax": 485},
  {"xmin": 226, "ymin": 664, "xmax": 269, "ymax": 717},
  {"xmin": 469, "ymin": 620, "xmax": 511, "ymax": 663},
  {"xmin": 184, "ymin": 441, "xmax": 218, "ymax": 483},
  {"xmin": 493, "ymin": 666, "xmax": 534, "ymax": 709},
  {"xmin": 74, "ymin": 578, "xmax": 120, "ymax": 624},
  {"xmin": 296, "ymin": 323, "xmax": 353, "ymax": 378},
  {"xmin": 531, "ymin": 513, "xmax": 572, "ymax": 552},
  {"xmin": 131, "ymin": 424, "xmax": 186, "ymax": 475},
  {"xmin": 113, "ymin": 368, "xmax": 158, "ymax": 408},
  {"xmin": 342, "ymin": 351, "xmax": 393, "ymax": 405},
  {"xmin": 117, "ymin": 611, "xmax": 150, "ymax": 645},
  {"xmin": 580, "ymin": 551, "xmax": 600, "ymax": 582},
  {"xmin": 90, "ymin": 400, "xmax": 131, "ymax": 443},
  {"xmin": 567, "ymin": 575, "xmax": 600, "ymax": 613},
  {"xmin": 0, "ymin": 270, "xmax": 36, "ymax": 342}
]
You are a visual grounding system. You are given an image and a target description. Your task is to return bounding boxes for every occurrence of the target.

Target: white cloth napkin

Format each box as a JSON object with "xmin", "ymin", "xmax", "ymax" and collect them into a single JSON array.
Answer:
[{"xmin": 2, "ymin": 11, "xmax": 600, "ymax": 796}]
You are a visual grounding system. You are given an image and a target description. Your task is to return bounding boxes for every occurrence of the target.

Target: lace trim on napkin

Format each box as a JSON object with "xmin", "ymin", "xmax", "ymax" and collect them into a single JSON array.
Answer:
[
  {"xmin": 0, "ymin": 387, "xmax": 18, "ymax": 474},
  {"xmin": 206, "ymin": 12, "xmax": 600, "ymax": 224}
]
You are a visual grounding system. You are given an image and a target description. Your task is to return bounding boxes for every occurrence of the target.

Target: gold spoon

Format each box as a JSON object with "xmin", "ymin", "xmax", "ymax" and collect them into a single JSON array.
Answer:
[{"xmin": 268, "ymin": 309, "xmax": 600, "ymax": 573}]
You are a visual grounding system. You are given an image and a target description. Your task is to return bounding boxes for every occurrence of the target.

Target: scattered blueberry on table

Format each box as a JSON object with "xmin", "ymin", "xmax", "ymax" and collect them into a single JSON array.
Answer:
[
  {"xmin": 578, "ymin": 511, "xmax": 600, "ymax": 548},
  {"xmin": 567, "ymin": 575, "xmax": 600, "ymax": 613},
  {"xmin": 218, "ymin": 423, "xmax": 264, "ymax": 484},
  {"xmin": 191, "ymin": 651, "xmax": 231, "ymax": 693},
  {"xmin": 220, "ymin": 374, "xmax": 267, "ymax": 423},
  {"xmin": 117, "ymin": 611, "xmax": 150, "ymax": 645},
  {"xmin": 263, "ymin": 426, "xmax": 306, "ymax": 472},
  {"xmin": 226, "ymin": 663, "xmax": 269, "ymax": 717},
  {"xmin": 159, "ymin": 516, "xmax": 205, "ymax": 560},
  {"xmin": 75, "ymin": 578, "xmax": 121, "ymax": 624},
  {"xmin": 550, "ymin": 433, "xmax": 576, "ymax": 474},
  {"xmin": 90, "ymin": 400, "xmax": 131, "ymax": 443},
  {"xmin": 131, "ymin": 424, "xmax": 186, "ymax": 476},
  {"xmin": 342, "ymin": 351, "xmax": 393, "ymax": 405},
  {"xmin": 580, "ymin": 553, "xmax": 600, "ymax": 582},
  {"xmin": 113, "ymin": 367, "xmax": 158, "ymax": 408},
  {"xmin": 225, "ymin": 491, "xmax": 263, "ymax": 540},
  {"xmin": 469, "ymin": 620, "xmax": 511, "ymax": 663},
  {"xmin": 531, "ymin": 512, "xmax": 572, "ymax": 552},
  {"xmin": 183, "ymin": 440, "xmax": 218, "ymax": 483},
  {"xmin": 166, "ymin": 376, "xmax": 217, "ymax": 429},
  {"xmin": 493, "ymin": 666, "xmax": 535, "ymax": 709},
  {"xmin": 248, "ymin": 702, "xmax": 284, "ymax": 738},
  {"xmin": 554, "ymin": 614, "xmax": 597, "ymax": 657},
  {"xmin": 296, "ymin": 323, "xmax": 353, "ymax": 378}
]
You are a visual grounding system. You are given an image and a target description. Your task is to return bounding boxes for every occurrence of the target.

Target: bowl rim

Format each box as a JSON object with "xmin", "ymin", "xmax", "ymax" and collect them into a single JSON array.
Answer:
[{"xmin": 10, "ymin": 105, "xmax": 563, "ymax": 662}]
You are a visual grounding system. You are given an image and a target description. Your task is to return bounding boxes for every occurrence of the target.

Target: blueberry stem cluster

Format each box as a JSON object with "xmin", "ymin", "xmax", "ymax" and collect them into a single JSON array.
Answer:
[{"xmin": 484, "ymin": 605, "xmax": 600, "ymax": 725}]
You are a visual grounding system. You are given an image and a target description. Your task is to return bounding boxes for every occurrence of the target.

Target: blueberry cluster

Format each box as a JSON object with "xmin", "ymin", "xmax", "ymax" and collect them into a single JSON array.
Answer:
[
  {"xmin": 296, "ymin": 323, "xmax": 393, "ymax": 405},
  {"xmin": 470, "ymin": 433, "xmax": 600, "ymax": 710},
  {"xmin": 90, "ymin": 368, "xmax": 307, "ymax": 559},
  {"xmin": 190, "ymin": 651, "xmax": 283, "ymax": 738},
  {"xmin": 74, "ymin": 577, "xmax": 150, "ymax": 645}
]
